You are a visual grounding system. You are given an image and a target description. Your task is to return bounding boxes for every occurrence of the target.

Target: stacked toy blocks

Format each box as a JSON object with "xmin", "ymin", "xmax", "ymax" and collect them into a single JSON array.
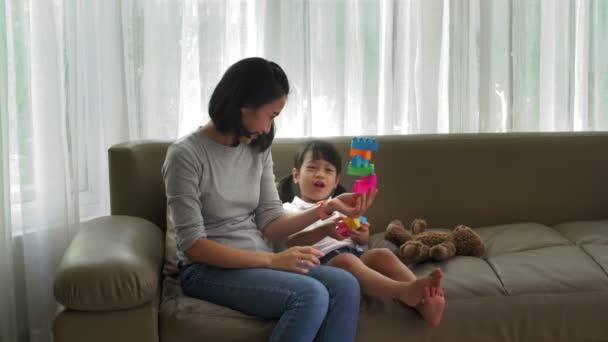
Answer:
[{"xmin": 337, "ymin": 137, "xmax": 378, "ymax": 237}]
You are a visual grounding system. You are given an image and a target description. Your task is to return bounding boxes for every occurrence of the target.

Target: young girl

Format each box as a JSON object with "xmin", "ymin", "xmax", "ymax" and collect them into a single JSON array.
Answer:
[{"xmin": 279, "ymin": 140, "xmax": 446, "ymax": 327}]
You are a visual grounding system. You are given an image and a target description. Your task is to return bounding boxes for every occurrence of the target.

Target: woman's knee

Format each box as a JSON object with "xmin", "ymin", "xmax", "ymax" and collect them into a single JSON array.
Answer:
[
  {"xmin": 291, "ymin": 276, "xmax": 330, "ymax": 312},
  {"xmin": 317, "ymin": 264, "xmax": 361, "ymax": 301}
]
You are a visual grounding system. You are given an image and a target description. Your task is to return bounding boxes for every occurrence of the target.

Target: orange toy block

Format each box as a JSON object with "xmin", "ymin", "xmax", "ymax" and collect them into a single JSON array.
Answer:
[{"xmin": 350, "ymin": 149, "xmax": 372, "ymax": 160}]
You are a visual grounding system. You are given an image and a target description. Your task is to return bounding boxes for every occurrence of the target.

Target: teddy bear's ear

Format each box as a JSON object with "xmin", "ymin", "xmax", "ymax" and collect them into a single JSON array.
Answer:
[
  {"xmin": 410, "ymin": 219, "xmax": 427, "ymax": 234},
  {"xmin": 389, "ymin": 219, "xmax": 404, "ymax": 227},
  {"xmin": 384, "ymin": 220, "xmax": 412, "ymax": 246}
]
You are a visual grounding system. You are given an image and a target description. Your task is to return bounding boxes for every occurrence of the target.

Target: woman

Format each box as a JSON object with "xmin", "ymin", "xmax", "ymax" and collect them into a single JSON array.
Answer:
[{"xmin": 162, "ymin": 57, "xmax": 377, "ymax": 342}]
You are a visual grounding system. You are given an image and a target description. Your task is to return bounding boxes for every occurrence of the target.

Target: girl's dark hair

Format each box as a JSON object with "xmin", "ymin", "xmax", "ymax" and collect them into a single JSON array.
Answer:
[
  {"xmin": 277, "ymin": 140, "xmax": 347, "ymax": 203},
  {"xmin": 208, "ymin": 57, "xmax": 289, "ymax": 151}
]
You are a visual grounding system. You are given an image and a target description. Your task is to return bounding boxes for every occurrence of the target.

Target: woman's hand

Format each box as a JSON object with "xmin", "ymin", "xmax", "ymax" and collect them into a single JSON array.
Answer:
[
  {"xmin": 269, "ymin": 246, "xmax": 325, "ymax": 274},
  {"xmin": 349, "ymin": 221, "xmax": 370, "ymax": 245},
  {"xmin": 327, "ymin": 188, "xmax": 378, "ymax": 218}
]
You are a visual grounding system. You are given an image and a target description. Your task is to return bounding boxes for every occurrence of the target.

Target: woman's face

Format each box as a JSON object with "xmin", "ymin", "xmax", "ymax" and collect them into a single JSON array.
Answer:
[{"xmin": 240, "ymin": 96, "xmax": 286, "ymax": 144}]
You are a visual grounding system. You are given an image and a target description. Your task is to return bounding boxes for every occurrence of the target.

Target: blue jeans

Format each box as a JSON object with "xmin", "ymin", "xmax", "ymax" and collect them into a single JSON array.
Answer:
[{"xmin": 180, "ymin": 263, "xmax": 361, "ymax": 342}]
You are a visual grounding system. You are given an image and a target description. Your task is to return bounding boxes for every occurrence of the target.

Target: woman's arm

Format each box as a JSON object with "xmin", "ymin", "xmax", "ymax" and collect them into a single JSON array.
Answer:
[
  {"xmin": 186, "ymin": 238, "xmax": 324, "ymax": 273},
  {"xmin": 264, "ymin": 190, "xmax": 376, "ymax": 242},
  {"xmin": 285, "ymin": 221, "xmax": 342, "ymax": 247},
  {"xmin": 263, "ymin": 203, "xmax": 329, "ymax": 242},
  {"xmin": 185, "ymin": 238, "xmax": 273, "ymax": 268}
]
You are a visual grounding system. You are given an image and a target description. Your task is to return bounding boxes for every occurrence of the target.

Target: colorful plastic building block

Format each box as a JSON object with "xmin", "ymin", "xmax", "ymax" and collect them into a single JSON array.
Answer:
[
  {"xmin": 350, "ymin": 154, "xmax": 370, "ymax": 168},
  {"xmin": 347, "ymin": 163, "xmax": 375, "ymax": 176},
  {"xmin": 336, "ymin": 137, "xmax": 378, "ymax": 237},
  {"xmin": 350, "ymin": 149, "xmax": 372, "ymax": 160},
  {"xmin": 336, "ymin": 217, "xmax": 363, "ymax": 237},
  {"xmin": 336, "ymin": 221, "xmax": 350, "ymax": 237},
  {"xmin": 353, "ymin": 173, "xmax": 377, "ymax": 194},
  {"xmin": 351, "ymin": 137, "xmax": 378, "ymax": 152},
  {"xmin": 343, "ymin": 217, "xmax": 360, "ymax": 230}
]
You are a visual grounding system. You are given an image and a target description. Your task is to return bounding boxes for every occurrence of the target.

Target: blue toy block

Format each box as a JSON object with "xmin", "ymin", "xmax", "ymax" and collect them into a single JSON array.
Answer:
[
  {"xmin": 350, "ymin": 154, "xmax": 370, "ymax": 168},
  {"xmin": 351, "ymin": 154, "xmax": 363, "ymax": 167},
  {"xmin": 359, "ymin": 216, "xmax": 367, "ymax": 224},
  {"xmin": 351, "ymin": 137, "xmax": 378, "ymax": 152}
]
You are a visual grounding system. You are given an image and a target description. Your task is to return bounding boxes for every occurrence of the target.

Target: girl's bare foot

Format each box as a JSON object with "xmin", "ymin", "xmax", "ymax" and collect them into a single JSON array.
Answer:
[
  {"xmin": 429, "ymin": 268, "xmax": 442, "ymax": 288},
  {"xmin": 398, "ymin": 268, "xmax": 443, "ymax": 307},
  {"xmin": 416, "ymin": 287, "xmax": 446, "ymax": 327}
]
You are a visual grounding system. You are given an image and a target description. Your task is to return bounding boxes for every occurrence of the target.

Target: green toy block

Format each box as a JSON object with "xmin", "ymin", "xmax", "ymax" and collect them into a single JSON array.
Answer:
[{"xmin": 347, "ymin": 162, "xmax": 375, "ymax": 176}]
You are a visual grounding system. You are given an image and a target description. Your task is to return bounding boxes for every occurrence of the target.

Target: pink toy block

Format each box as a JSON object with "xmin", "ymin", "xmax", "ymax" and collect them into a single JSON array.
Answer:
[
  {"xmin": 336, "ymin": 221, "xmax": 350, "ymax": 237},
  {"xmin": 353, "ymin": 173, "xmax": 377, "ymax": 194}
]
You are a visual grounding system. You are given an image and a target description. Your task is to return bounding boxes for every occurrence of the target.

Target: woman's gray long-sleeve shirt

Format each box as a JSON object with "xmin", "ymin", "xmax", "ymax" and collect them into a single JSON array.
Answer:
[{"xmin": 162, "ymin": 128, "xmax": 285, "ymax": 266}]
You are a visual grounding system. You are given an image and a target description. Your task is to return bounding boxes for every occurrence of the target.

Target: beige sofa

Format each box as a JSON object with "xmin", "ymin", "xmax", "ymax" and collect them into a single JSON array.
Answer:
[{"xmin": 53, "ymin": 132, "xmax": 608, "ymax": 342}]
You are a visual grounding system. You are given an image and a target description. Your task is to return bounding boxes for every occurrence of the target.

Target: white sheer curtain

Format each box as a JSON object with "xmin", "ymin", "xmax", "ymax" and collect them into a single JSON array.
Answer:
[
  {"xmin": 0, "ymin": 1, "xmax": 181, "ymax": 341},
  {"xmin": 1, "ymin": 1, "xmax": 607, "ymax": 342},
  {"xmin": 183, "ymin": 0, "xmax": 608, "ymax": 137}
]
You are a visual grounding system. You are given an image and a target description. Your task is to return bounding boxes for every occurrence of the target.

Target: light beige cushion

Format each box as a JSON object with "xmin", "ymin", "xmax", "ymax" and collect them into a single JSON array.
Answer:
[{"xmin": 163, "ymin": 207, "xmax": 179, "ymax": 277}]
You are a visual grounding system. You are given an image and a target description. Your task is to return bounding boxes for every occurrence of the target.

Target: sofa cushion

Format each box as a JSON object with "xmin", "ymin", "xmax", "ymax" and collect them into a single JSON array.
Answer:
[
  {"xmin": 371, "ymin": 221, "xmax": 608, "ymax": 298},
  {"xmin": 363, "ymin": 220, "xmax": 608, "ymax": 341},
  {"xmin": 475, "ymin": 222, "xmax": 571, "ymax": 257},
  {"xmin": 159, "ymin": 276, "xmax": 274, "ymax": 342},
  {"xmin": 553, "ymin": 220, "xmax": 608, "ymax": 276},
  {"xmin": 414, "ymin": 257, "xmax": 506, "ymax": 299},
  {"xmin": 488, "ymin": 245, "xmax": 608, "ymax": 294},
  {"xmin": 357, "ymin": 291, "xmax": 608, "ymax": 342},
  {"xmin": 553, "ymin": 220, "xmax": 608, "ymax": 245}
]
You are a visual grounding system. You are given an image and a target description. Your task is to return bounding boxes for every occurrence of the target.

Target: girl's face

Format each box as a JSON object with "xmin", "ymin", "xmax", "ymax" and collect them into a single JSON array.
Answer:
[
  {"xmin": 292, "ymin": 151, "xmax": 340, "ymax": 203},
  {"xmin": 240, "ymin": 96, "xmax": 286, "ymax": 144}
]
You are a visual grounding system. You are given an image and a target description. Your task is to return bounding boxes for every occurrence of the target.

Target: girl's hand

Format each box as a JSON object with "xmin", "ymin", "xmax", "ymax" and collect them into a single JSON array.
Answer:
[
  {"xmin": 327, "ymin": 188, "xmax": 378, "ymax": 218},
  {"xmin": 270, "ymin": 246, "xmax": 324, "ymax": 274},
  {"xmin": 349, "ymin": 221, "xmax": 370, "ymax": 245}
]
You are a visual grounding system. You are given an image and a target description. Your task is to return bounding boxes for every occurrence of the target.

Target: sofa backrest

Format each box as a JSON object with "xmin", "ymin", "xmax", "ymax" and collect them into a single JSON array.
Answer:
[
  {"xmin": 109, "ymin": 132, "xmax": 608, "ymax": 233},
  {"xmin": 109, "ymin": 140, "xmax": 171, "ymax": 231}
]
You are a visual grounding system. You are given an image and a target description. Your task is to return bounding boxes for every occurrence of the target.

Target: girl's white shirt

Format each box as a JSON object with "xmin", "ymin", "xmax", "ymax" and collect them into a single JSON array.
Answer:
[{"xmin": 283, "ymin": 196, "xmax": 363, "ymax": 254}]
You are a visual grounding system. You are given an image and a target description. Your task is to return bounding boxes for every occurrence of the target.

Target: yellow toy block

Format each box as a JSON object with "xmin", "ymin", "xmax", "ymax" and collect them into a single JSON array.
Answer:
[{"xmin": 343, "ymin": 217, "xmax": 361, "ymax": 230}]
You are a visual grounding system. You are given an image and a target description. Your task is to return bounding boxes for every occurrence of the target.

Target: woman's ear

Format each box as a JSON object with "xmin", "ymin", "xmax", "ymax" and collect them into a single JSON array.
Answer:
[
  {"xmin": 334, "ymin": 175, "xmax": 341, "ymax": 189},
  {"xmin": 291, "ymin": 167, "xmax": 299, "ymax": 184}
]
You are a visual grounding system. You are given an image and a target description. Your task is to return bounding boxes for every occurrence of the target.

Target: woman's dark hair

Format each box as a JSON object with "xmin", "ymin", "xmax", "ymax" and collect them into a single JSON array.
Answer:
[
  {"xmin": 277, "ymin": 140, "xmax": 347, "ymax": 203},
  {"xmin": 208, "ymin": 57, "xmax": 289, "ymax": 151}
]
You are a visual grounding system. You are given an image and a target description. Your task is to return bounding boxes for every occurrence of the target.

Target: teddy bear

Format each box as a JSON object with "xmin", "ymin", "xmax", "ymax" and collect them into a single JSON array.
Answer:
[{"xmin": 384, "ymin": 219, "xmax": 486, "ymax": 264}]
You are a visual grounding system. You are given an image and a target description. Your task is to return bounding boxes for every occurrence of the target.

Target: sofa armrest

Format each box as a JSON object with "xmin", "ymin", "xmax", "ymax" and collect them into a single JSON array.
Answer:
[{"xmin": 54, "ymin": 215, "xmax": 164, "ymax": 311}]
